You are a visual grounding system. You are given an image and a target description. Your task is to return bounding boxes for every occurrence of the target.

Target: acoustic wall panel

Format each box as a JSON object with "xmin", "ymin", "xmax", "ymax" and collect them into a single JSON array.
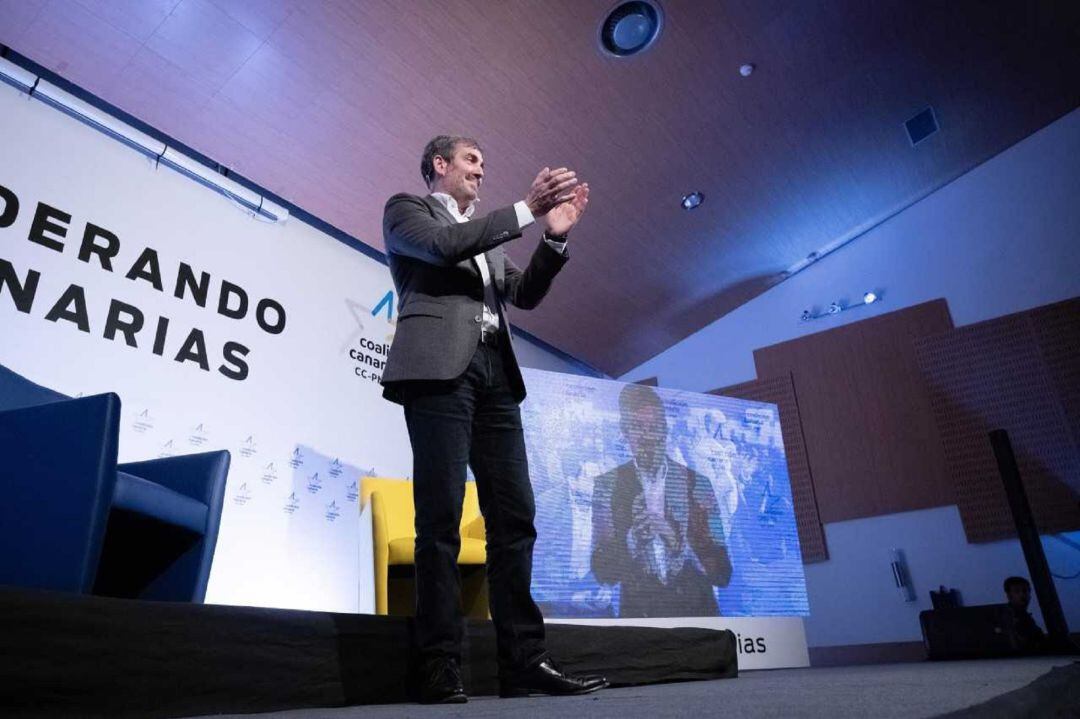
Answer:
[
  {"xmin": 1030, "ymin": 298, "xmax": 1080, "ymax": 452},
  {"xmin": 914, "ymin": 300, "xmax": 1080, "ymax": 542},
  {"xmin": 753, "ymin": 300, "xmax": 957, "ymax": 523}
]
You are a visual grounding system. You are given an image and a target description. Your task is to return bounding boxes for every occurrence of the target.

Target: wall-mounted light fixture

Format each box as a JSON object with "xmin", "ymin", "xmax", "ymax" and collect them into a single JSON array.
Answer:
[
  {"xmin": 800, "ymin": 289, "xmax": 882, "ymax": 323},
  {"xmin": 0, "ymin": 55, "xmax": 288, "ymax": 224},
  {"xmin": 890, "ymin": 548, "xmax": 917, "ymax": 602}
]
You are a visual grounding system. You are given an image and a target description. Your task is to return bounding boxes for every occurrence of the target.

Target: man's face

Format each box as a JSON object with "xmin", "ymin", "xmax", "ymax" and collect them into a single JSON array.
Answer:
[
  {"xmin": 624, "ymin": 403, "xmax": 667, "ymax": 473},
  {"xmin": 433, "ymin": 144, "xmax": 484, "ymax": 205},
  {"xmin": 1006, "ymin": 583, "xmax": 1031, "ymax": 610}
]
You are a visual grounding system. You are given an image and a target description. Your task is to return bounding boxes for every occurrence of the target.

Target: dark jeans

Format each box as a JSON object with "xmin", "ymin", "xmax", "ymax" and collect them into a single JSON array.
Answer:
[{"xmin": 402, "ymin": 339, "xmax": 547, "ymax": 673}]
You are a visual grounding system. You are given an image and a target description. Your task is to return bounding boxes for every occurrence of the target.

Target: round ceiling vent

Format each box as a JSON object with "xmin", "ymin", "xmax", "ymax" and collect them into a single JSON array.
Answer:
[{"xmin": 599, "ymin": 1, "xmax": 663, "ymax": 57}]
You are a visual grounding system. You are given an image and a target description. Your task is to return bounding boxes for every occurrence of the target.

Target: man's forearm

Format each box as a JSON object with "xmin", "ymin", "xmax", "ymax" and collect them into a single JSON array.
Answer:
[{"xmin": 504, "ymin": 240, "xmax": 568, "ymax": 310}]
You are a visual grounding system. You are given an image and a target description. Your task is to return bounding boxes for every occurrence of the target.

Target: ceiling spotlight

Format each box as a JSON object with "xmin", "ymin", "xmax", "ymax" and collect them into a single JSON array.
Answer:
[
  {"xmin": 600, "ymin": 1, "xmax": 663, "ymax": 57},
  {"xmin": 739, "ymin": 63, "xmax": 755, "ymax": 77},
  {"xmin": 681, "ymin": 191, "xmax": 704, "ymax": 210},
  {"xmin": 828, "ymin": 302, "xmax": 842, "ymax": 315},
  {"xmin": 800, "ymin": 310, "xmax": 812, "ymax": 322},
  {"xmin": 863, "ymin": 291, "xmax": 878, "ymax": 304}
]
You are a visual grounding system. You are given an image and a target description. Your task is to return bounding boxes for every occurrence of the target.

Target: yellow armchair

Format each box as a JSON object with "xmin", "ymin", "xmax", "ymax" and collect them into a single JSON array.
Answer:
[{"xmin": 361, "ymin": 477, "xmax": 487, "ymax": 615}]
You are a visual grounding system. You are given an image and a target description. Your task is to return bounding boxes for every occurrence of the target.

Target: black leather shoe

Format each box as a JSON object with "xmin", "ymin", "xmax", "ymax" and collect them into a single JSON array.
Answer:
[
  {"xmin": 499, "ymin": 658, "xmax": 608, "ymax": 698},
  {"xmin": 418, "ymin": 657, "xmax": 467, "ymax": 704}
]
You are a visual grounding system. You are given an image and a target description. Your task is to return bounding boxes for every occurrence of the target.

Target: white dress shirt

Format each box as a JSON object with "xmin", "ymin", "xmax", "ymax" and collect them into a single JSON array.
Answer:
[
  {"xmin": 635, "ymin": 457, "xmax": 672, "ymax": 583},
  {"xmin": 429, "ymin": 192, "xmax": 567, "ymax": 337}
]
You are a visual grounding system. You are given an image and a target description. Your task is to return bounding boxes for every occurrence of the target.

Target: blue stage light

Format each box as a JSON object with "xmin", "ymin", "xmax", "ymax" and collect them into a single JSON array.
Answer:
[{"xmin": 681, "ymin": 191, "xmax": 704, "ymax": 210}]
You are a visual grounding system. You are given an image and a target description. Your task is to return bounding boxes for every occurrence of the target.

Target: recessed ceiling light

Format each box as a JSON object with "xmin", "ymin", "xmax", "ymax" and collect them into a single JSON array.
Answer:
[
  {"xmin": 681, "ymin": 191, "xmax": 704, "ymax": 210},
  {"xmin": 599, "ymin": 1, "xmax": 663, "ymax": 57},
  {"xmin": 739, "ymin": 63, "xmax": 755, "ymax": 77}
]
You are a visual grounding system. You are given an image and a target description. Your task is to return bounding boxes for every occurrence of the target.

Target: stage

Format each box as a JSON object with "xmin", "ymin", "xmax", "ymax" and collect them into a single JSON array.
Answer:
[
  {"xmin": 0, "ymin": 588, "xmax": 736, "ymax": 718},
  {"xmin": 4, "ymin": 586, "xmax": 1074, "ymax": 719},
  {"xmin": 185, "ymin": 657, "xmax": 1078, "ymax": 719}
]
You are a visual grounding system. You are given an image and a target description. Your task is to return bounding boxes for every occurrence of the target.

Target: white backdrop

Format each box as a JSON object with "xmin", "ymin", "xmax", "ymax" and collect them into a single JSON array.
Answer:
[{"xmin": 0, "ymin": 83, "xmax": 412, "ymax": 612}]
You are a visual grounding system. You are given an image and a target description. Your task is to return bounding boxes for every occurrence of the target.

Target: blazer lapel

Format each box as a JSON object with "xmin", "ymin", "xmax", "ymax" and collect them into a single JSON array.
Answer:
[
  {"xmin": 423, "ymin": 194, "xmax": 457, "ymax": 226},
  {"xmin": 424, "ymin": 194, "xmax": 480, "ymax": 278}
]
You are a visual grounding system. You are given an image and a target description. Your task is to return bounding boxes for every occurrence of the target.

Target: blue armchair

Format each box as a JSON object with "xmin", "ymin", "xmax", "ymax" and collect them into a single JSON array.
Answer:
[{"xmin": 0, "ymin": 363, "xmax": 229, "ymax": 602}]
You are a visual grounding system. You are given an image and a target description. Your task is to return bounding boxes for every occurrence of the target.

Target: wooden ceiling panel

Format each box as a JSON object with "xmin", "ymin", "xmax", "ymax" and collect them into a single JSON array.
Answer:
[
  {"xmin": 208, "ymin": 0, "xmax": 294, "ymax": 41},
  {"xmin": 70, "ymin": 0, "xmax": 181, "ymax": 43},
  {"xmin": 17, "ymin": 0, "xmax": 142, "ymax": 95},
  {"xmin": 104, "ymin": 46, "xmax": 220, "ymax": 141},
  {"xmin": 3, "ymin": 0, "xmax": 1078, "ymax": 375},
  {"xmin": 144, "ymin": 0, "xmax": 263, "ymax": 88},
  {"xmin": 0, "ymin": 1, "xmax": 52, "ymax": 46}
]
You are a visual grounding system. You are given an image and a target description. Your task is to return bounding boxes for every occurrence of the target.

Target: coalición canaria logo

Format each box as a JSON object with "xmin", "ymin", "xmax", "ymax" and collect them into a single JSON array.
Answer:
[
  {"xmin": 260, "ymin": 462, "xmax": 278, "ymax": 485},
  {"xmin": 233, "ymin": 482, "xmax": 252, "ymax": 506},
  {"xmin": 288, "ymin": 446, "xmax": 304, "ymax": 469},
  {"xmin": 158, "ymin": 439, "xmax": 175, "ymax": 458},
  {"xmin": 0, "ymin": 182, "xmax": 287, "ymax": 381},
  {"xmin": 239, "ymin": 435, "xmax": 257, "ymax": 458},
  {"xmin": 344, "ymin": 291, "xmax": 394, "ymax": 385},
  {"xmin": 131, "ymin": 408, "xmax": 154, "ymax": 433},
  {"xmin": 188, "ymin": 422, "xmax": 209, "ymax": 447}
]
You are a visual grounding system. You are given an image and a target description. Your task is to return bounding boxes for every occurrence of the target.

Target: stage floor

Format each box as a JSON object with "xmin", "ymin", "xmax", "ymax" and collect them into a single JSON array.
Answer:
[{"xmin": 185, "ymin": 657, "xmax": 1076, "ymax": 719}]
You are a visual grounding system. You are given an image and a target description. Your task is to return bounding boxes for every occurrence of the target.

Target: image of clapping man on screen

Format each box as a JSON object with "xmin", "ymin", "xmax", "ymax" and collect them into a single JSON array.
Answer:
[{"xmin": 590, "ymin": 384, "xmax": 733, "ymax": 618}]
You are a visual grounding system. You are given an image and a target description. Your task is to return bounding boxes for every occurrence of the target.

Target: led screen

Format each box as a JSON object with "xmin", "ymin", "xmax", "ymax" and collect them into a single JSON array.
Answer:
[{"xmin": 521, "ymin": 370, "xmax": 809, "ymax": 618}]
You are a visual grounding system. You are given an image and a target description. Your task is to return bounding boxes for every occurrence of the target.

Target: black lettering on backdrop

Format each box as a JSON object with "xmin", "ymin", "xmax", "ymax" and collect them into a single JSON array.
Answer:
[
  {"xmin": 175, "ymin": 328, "xmax": 210, "ymax": 371},
  {"xmin": 103, "ymin": 299, "xmax": 145, "ymax": 347},
  {"xmin": 0, "ymin": 258, "xmax": 40, "ymax": 313},
  {"xmin": 2, "ymin": 184, "xmax": 292, "ymax": 381},
  {"xmin": 175, "ymin": 262, "xmax": 210, "ymax": 307},
  {"xmin": 125, "ymin": 246, "xmax": 163, "ymax": 290},
  {"xmin": 734, "ymin": 634, "xmax": 768, "ymax": 655},
  {"xmin": 44, "ymin": 284, "xmax": 90, "ymax": 333},
  {"xmin": 152, "ymin": 316, "xmax": 169, "ymax": 356},
  {"xmin": 220, "ymin": 341, "xmax": 250, "ymax": 381},
  {"xmin": 28, "ymin": 203, "xmax": 70, "ymax": 253},
  {"xmin": 78, "ymin": 223, "xmax": 120, "ymax": 271},
  {"xmin": 218, "ymin": 280, "xmax": 248, "ymax": 319},
  {"xmin": 255, "ymin": 298, "xmax": 286, "ymax": 334},
  {"xmin": 0, "ymin": 184, "xmax": 19, "ymax": 228}
]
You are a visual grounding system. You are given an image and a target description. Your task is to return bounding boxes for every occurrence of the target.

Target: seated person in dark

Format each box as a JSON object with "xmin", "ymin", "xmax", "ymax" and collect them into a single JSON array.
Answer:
[
  {"xmin": 590, "ymin": 384, "xmax": 732, "ymax": 618},
  {"xmin": 1004, "ymin": 576, "xmax": 1046, "ymax": 652}
]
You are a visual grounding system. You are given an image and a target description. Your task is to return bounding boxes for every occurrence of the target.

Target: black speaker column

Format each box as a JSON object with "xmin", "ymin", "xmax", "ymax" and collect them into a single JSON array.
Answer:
[{"xmin": 989, "ymin": 429, "xmax": 1072, "ymax": 646}]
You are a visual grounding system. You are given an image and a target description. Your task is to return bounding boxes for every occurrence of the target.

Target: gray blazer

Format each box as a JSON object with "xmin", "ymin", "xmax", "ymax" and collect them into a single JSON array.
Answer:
[{"xmin": 380, "ymin": 193, "xmax": 568, "ymax": 404}]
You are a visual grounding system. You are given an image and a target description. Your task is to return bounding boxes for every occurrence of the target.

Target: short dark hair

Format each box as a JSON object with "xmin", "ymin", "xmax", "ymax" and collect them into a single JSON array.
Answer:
[
  {"xmin": 618, "ymin": 383, "xmax": 665, "ymax": 421},
  {"xmin": 1004, "ymin": 576, "xmax": 1030, "ymax": 593},
  {"xmin": 420, "ymin": 135, "xmax": 481, "ymax": 187}
]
